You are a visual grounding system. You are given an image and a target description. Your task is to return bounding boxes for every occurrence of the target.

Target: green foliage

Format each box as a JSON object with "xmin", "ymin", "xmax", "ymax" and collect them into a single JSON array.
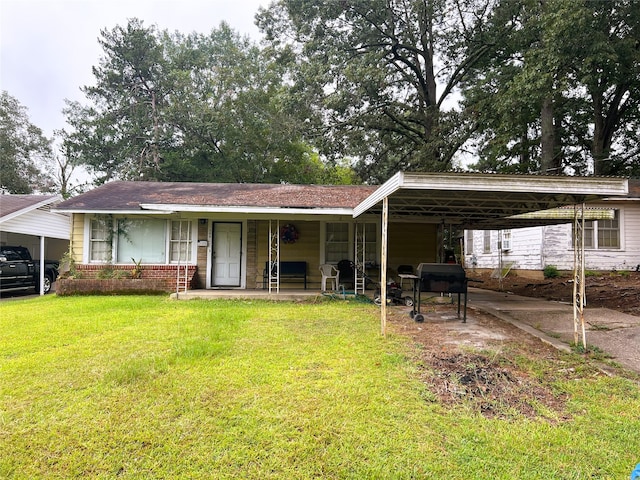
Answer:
[
  {"xmin": 543, "ymin": 265, "xmax": 560, "ymax": 278},
  {"xmin": 0, "ymin": 91, "xmax": 54, "ymax": 193},
  {"xmin": 63, "ymin": 19, "xmax": 351, "ymax": 185},
  {"xmin": 464, "ymin": 0, "xmax": 640, "ymax": 176},
  {"xmin": 257, "ymin": 0, "xmax": 498, "ymax": 182}
]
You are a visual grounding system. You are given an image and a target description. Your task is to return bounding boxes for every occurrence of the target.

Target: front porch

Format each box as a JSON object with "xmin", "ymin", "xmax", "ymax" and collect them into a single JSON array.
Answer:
[{"xmin": 169, "ymin": 288, "xmax": 374, "ymax": 302}]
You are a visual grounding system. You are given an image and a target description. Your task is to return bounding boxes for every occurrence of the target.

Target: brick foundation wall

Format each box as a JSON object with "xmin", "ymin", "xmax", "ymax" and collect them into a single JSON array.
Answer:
[{"xmin": 57, "ymin": 264, "xmax": 198, "ymax": 295}]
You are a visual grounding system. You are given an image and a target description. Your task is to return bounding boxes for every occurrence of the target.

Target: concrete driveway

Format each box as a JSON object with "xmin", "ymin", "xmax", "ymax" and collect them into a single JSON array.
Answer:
[{"xmin": 468, "ymin": 287, "xmax": 640, "ymax": 375}]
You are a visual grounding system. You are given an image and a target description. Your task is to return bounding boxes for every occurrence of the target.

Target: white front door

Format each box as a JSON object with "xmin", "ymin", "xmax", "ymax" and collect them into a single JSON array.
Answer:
[{"xmin": 212, "ymin": 223, "xmax": 242, "ymax": 287}]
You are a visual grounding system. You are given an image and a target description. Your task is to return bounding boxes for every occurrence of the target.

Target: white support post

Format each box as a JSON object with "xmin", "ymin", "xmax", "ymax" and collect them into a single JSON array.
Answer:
[
  {"xmin": 268, "ymin": 219, "xmax": 280, "ymax": 293},
  {"xmin": 39, "ymin": 236, "xmax": 45, "ymax": 296},
  {"xmin": 380, "ymin": 197, "xmax": 389, "ymax": 336},
  {"xmin": 573, "ymin": 203, "xmax": 587, "ymax": 349},
  {"xmin": 354, "ymin": 222, "xmax": 366, "ymax": 294},
  {"xmin": 176, "ymin": 219, "xmax": 183, "ymax": 298}
]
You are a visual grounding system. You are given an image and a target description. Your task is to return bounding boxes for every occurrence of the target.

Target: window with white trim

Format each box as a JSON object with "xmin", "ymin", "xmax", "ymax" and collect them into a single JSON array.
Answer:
[
  {"xmin": 363, "ymin": 222, "xmax": 378, "ymax": 264},
  {"xmin": 117, "ymin": 218, "xmax": 166, "ymax": 263},
  {"xmin": 170, "ymin": 220, "xmax": 193, "ymax": 262},
  {"xmin": 325, "ymin": 222, "xmax": 349, "ymax": 263},
  {"xmin": 87, "ymin": 216, "xmax": 194, "ymax": 264},
  {"xmin": 580, "ymin": 211, "xmax": 620, "ymax": 249},
  {"xmin": 501, "ymin": 230, "xmax": 511, "ymax": 251},
  {"xmin": 89, "ymin": 216, "xmax": 112, "ymax": 262},
  {"xmin": 465, "ymin": 230, "xmax": 474, "ymax": 255},
  {"xmin": 483, "ymin": 230, "xmax": 491, "ymax": 253}
]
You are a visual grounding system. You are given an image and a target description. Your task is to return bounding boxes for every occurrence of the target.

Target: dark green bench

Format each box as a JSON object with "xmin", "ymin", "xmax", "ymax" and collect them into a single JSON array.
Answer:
[{"xmin": 262, "ymin": 261, "xmax": 307, "ymax": 289}]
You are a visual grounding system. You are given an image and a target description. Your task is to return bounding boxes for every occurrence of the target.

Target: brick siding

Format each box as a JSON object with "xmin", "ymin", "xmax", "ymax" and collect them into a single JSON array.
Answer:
[{"xmin": 57, "ymin": 264, "xmax": 197, "ymax": 295}]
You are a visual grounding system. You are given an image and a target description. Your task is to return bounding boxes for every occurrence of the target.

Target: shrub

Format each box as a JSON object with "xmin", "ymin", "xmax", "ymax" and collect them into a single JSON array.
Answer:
[{"xmin": 543, "ymin": 265, "xmax": 560, "ymax": 278}]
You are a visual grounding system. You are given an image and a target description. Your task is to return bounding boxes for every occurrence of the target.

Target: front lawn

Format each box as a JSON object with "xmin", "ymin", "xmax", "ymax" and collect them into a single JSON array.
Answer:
[{"xmin": 1, "ymin": 296, "xmax": 638, "ymax": 479}]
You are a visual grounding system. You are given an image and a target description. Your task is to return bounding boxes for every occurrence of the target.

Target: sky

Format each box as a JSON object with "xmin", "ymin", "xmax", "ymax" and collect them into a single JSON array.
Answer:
[{"xmin": 0, "ymin": 0, "xmax": 267, "ymax": 139}]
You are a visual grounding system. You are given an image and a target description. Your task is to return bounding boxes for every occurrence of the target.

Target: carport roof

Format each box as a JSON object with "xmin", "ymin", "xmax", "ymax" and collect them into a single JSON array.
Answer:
[
  {"xmin": 353, "ymin": 172, "xmax": 629, "ymax": 229},
  {"xmin": 0, "ymin": 194, "xmax": 60, "ymax": 221}
]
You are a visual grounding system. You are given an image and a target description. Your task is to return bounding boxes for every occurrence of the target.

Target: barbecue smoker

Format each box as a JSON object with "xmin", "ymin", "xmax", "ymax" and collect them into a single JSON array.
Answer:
[{"xmin": 410, "ymin": 263, "xmax": 469, "ymax": 323}]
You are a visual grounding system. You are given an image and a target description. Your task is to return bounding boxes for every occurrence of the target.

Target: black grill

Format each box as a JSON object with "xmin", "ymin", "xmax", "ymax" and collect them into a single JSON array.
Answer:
[{"xmin": 411, "ymin": 263, "xmax": 469, "ymax": 322}]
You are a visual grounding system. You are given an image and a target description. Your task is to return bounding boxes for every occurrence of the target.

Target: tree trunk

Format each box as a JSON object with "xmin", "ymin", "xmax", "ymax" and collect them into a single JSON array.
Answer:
[{"xmin": 540, "ymin": 96, "xmax": 558, "ymax": 173}]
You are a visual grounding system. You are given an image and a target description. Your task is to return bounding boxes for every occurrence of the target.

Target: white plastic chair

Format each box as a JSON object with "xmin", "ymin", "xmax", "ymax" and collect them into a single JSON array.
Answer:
[{"xmin": 319, "ymin": 264, "xmax": 339, "ymax": 291}]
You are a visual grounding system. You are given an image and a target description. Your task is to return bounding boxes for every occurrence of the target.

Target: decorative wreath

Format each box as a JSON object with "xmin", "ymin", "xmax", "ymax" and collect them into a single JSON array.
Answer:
[{"xmin": 280, "ymin": 224, "xmax": 299, "ymax": 244}]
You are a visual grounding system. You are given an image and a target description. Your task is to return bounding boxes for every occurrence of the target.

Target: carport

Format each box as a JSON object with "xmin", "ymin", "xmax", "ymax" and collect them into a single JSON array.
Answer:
[
  {"xmin": 353, "ymin": 172, "xmax": 629, "ymax": 343},
  {"xmin": 0, "ymin": 195, "xmax": 70, "ymax": 295}
]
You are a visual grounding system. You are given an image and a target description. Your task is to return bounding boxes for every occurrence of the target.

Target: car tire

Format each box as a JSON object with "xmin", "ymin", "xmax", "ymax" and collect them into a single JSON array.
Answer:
[{"xmin": 35, "ymin": 274, "xmax": 53, "ymax": 294}]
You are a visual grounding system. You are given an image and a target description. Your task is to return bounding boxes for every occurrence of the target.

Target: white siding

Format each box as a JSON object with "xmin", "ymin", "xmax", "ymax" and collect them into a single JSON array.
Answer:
[
  {"xmin": 0, "ymin": 207, "xmax": 70, "ymax": 240},
  {"xmin": 466, "ymin": 227, "xmax": 544, "ymax": 270},
  {"xmin": 465, "ymin": 201, "xmax": 640, "ymax": 273}
]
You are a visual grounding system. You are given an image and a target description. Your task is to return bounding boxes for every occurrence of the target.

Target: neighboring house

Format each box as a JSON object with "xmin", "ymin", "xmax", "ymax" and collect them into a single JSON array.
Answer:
[
  {"xmin": 0, "ymin": 194, "xmax": 70, "ymax": 263},
  {"xmin": 464, "ymin": 179, "xmax": 640, "ymax": 276},
  {"xmin": 54, "ymin": 172, "xmax": 629, "ymax": 293}
]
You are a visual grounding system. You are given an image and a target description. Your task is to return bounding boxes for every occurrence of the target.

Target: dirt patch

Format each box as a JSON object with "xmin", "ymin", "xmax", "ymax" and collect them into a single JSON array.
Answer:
[
  {"xmin": 384, "ymin": 270, "xmax": 639, "ymax": 420},
  {"xmin": 468, "ymin": 270, "xmax": 640, "ymax": 317},
  {"xmin": 387, "ymin": 304, "xmax": 599, "ymax": 421}
]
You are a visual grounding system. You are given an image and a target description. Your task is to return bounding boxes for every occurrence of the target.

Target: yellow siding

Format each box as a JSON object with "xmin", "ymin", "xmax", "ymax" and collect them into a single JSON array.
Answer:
[
  {"xmin": 256, "ymin": 220, "xmax": 322, "ymax": 288},
  {"xmin": 387, "ymin": 222, "xmax": 437, "ymax": 274},
  {"xmin": 255, "ymin": 220, "xmax": 438, "ymax": 289},
  {"xmin": 70, "ymin": 213, "xmax": 85, "ymax": 262}
]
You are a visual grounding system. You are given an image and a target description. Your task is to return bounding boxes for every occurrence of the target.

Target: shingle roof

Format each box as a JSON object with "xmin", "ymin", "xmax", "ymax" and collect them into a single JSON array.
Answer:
[
  {"xmin": 55, "ymin": 181, "xmax": 379, "ymax": 211},
  {"xmin": 0, "ymin": 194, "xmax": 59, "ymax": 219}
]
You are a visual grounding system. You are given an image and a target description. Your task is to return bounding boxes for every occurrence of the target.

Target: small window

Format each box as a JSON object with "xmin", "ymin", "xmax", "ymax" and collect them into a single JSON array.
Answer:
[
  {"xmin": 501, "ymin": 230, "xmax": 511, "ymax": 251},
  {"xmin": 465, "ymin": 231, "xmax": 474, "ymax": 255},
  {"xmin": 363, "ymin": 223, "xmax": 378, "ymax": 263},
  {"xmin": 597, "ymin": 214, "xmax": 620, "ymax": 248},
  {"xmin": 325, "ymin": 223, "xmax": 349, "ymax": 263},
  {"xmin": 90, "ymin": 216, "xmax": 112, "ymax": 262},
  {"xmin": 574, "ymin": 210, "xmax": 619, "ymax": 250},
  {"xmin": 170, "ymin": 220, "xmax": 193, "ymax": 262},
  {"xmin": 483, "ymin": 231, "xmax": 491, "ymax": 253}
]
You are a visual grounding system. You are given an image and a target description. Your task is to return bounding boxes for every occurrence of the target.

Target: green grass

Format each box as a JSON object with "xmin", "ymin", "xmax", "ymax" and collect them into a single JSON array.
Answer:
[{"xmin": 1, "ymin": 296, "xmax": 639, "ymax": 479}]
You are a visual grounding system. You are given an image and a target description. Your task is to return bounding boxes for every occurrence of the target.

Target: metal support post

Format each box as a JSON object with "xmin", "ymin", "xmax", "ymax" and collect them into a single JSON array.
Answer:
[
  {"xmin": 268, "ymin": 219, "xmax": 280, "ymax": 293},
  {"xmin": 380, "ymin": 197, "xmax": 389, "ymax": 336},
  {"xmin": 573, "ymin": 203, "xmax": 587, "ymax": 349}
]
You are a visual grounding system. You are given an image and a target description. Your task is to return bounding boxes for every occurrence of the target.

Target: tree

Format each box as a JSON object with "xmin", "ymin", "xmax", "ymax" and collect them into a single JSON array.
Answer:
[
  {"xmin": 463, "ymin": 0, "xmax": 640, "ymax": 176},
  {"xmin": 0, "ymin": 91, "xmax": 54, "ymax": 193},
  {"xmin": 64, "ymin": 19, "xmax": 172, "ymax": 183},
  {"xmin": 256, "ymin": 0, "xmax": 500, "ymax": 182},
  {"xmin": 64, "ymin": 19, "xmax": 352, "ymax": 185}
]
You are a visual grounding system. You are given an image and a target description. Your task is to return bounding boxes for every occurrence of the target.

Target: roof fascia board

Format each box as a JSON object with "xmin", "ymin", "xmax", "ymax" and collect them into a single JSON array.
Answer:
[
  {"xmin": 400, "ymin": 172, "xmax": 628, "ymax": 196},
  {"xmin": 139, "ymin": 204, "xmax": 354, "ymax": 216},
  {"xmin": 51, "ymin": 209, "xmax": 155, "ymax": 215},
  {"xmin": 0, "ymin": 195, "xmax": 61, "ymax": 224},
  {"xmin": 353, "ymin": 172, "xmax": 629, "ymax": 218},
  {"xmin": 353, "ymin": 171, "xmax": 403, "ymax": 217}
]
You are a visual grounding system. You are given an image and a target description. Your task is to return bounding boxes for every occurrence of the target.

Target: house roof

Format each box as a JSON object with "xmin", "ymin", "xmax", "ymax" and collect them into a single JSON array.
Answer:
[
  {"xmin": 55, "ymin": 181, "xmax": 378, "ymax": 214},
  {"xmin": 54, "ymin": 173, "xmax": 631, "ymax": 228}
]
